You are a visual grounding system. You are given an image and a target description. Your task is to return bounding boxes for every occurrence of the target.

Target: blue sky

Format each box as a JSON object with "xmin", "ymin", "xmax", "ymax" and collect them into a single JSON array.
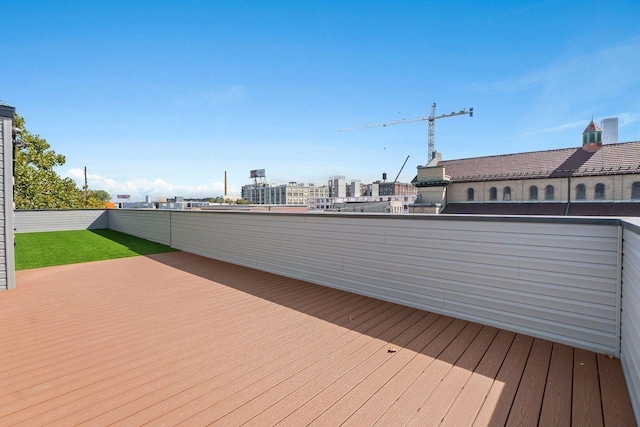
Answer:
[{"xmin": 3, "ymin": 0, "xmax": 640, "ymax": 200}]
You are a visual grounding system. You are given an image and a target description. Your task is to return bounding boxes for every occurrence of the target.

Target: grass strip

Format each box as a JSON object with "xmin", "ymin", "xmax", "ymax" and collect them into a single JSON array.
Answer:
[{"xmin": 15, "ymin": 229, "xmax": 178, "ymax": 270}]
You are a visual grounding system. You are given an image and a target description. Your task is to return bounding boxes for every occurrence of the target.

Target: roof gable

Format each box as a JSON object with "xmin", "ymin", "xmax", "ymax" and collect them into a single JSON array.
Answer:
[{"xmin": 583, "ymin": 118, "xmax": 602, "ymax": 134}]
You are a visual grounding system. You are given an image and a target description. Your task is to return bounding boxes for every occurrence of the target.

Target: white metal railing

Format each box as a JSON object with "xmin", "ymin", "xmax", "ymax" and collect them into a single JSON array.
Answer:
[{"xmin": 621, "ymin": 219, "xmax": 640, "ymax": 423}]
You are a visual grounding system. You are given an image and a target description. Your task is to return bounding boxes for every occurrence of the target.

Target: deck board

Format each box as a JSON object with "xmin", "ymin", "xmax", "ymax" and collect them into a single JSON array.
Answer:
[
  {"xmin": 573, "ymin": 348, "xmax": 604, "ymax": 426},
  {"xmin": 505, "ymin": 338, "xmax": 553, "ymax": 426},
  {"xmin": 598, "ymin": 353, "xmax": 637, "ymax": 427},
  {"xmin": 0, "ymin": 251, "xmax": 635, "ymax": 426},
  {"xmin": 439, "ymin": 329, "xmax": 516, "ymax": 426},
  {"xmin": 539, "ymin": 343, "xmax": 573, "ymax": 426}
]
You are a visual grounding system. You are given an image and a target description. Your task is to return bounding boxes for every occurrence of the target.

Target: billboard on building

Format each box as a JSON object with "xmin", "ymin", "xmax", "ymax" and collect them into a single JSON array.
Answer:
[{"xmin": 250, "ymin": 169, "xmax": 266, "ymax": 178}]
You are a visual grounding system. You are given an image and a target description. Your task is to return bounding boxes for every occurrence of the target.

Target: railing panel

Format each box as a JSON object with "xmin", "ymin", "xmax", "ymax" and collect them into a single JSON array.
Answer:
[
  {"xmin": 14, "ymin": 210, "xmax": 108, "ymax": 233},
  {"xmin": 163, "ymin": 211, "xmax": 621, "ymax": 355},
  {"xmin": 108, "ymin": 210, "xmax": 171, "ymax": 246},
  {"xmin": 622, "ymin": 220, "xmax": 640, "ymax": 424}
]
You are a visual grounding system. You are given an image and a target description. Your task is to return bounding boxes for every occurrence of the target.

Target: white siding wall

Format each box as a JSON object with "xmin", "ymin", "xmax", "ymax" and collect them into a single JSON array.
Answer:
[
  {"xmin": 108, "ymin": 210, "xmax": 171, "ymax": 246},
  {"xmin": 622, "ymin": 219, "xmax": 640, "ymax": 425},
  {"xmin": 0, "ymin": 116, "xmax": 11, "ymax": 291},
  {"xmin": 165, "ymin": 211, "xmax": 622, "ymax": 355},
  {"xmin": 15, "ymin": 210, "xmax": 108, "ymax": 233}
]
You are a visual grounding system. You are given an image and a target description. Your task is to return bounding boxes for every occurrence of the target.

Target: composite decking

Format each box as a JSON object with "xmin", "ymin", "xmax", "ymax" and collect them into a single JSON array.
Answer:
[{"xmin": 1, "ymin": 251, "xmax": 636, "ymax": 426}]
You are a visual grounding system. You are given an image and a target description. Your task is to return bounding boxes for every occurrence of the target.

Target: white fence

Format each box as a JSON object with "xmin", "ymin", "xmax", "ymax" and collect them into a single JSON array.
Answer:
[
  {"xmin": 106, "ymin": 209, "xmax": 171, "ymax": 246},
  {"xmin": 622, "ymin": 219, "xmax": 640, "ymax": 422},
  {"xmin": 14, "ymin": 210, "xmax": 108, "ymax": 232}
]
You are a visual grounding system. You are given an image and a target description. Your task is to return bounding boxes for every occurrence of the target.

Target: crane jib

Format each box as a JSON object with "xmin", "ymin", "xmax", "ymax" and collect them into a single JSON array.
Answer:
[{"xmin": 341, "ymin": 103, "xmax": 474, "ymax": 163}]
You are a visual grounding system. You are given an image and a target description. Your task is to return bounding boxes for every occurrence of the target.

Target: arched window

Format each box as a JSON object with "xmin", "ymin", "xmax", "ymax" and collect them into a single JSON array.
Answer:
[
  {"xmin": 503, "ymin": 186, "xmax": 512, "ymax": 201},
  {"xmin": 545, "ymin": 185, "xmax": 555, "ymax": 200},
  {"xmin": 529, "ymin": 186, "xmax": 538, "ymax": 200},
  {"xmin": 576, "ymin": 184, "xmax": 586, "ymax": 200},
  {"xmin": 489, "ymin": 187, "xmax": 497, "ymax": 201},
  {"xmin": 633, "ymin": 182, "xmax": 640, "ymax": 199},
  {"xmin": 595, "ymin": 183, "xmax": 605, "ymax": 200},
  {"xmin": 467, "ymin": 188, "xmax": 475, "ymax": 201}
]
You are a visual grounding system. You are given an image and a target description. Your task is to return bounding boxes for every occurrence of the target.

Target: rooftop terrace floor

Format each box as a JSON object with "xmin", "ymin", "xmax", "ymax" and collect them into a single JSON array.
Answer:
[{"xmin": 2, "ymin": 251, "xmax": 636, "ymax": 426}]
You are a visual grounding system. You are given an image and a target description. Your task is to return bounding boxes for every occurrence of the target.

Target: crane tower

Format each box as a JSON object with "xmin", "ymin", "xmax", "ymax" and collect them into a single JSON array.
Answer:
[{"xmin": 342, "ymin": 102, "xmax": 473, "ymax": 163}]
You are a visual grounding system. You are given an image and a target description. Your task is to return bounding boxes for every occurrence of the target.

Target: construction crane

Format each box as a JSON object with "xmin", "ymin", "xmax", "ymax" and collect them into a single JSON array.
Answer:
[
  {"xmin": 394, "ymin": 155, "xmax": 410, "ymax": 182},
  {"xmin": 341, "ymin": 102, "xmax": 473, "ymax": 163}
]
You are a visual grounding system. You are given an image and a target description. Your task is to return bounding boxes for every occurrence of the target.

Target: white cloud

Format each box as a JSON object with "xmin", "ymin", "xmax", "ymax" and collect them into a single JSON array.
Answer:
[
  {"xmin": 518, "ymin": 120, "xmax": 586, "ymax": 138},
  {"xmin": 474, "ymin": 39, "xmax": 640, "ymax": 102},
  {"xmin": 618, "ymin": 112, "xmax": 640, "ymax": 127},
  {"xmin": 65, "ymin": 168, "xmax": 227, "ymax": 200}
]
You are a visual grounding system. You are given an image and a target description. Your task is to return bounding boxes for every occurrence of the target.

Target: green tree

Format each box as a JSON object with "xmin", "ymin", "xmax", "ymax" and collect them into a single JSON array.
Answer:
[
  {"xmin": 14, "ymin": 114, "xmax": 85, "ymax": 209},
  {"xmin": 85, "ymin": 190, "xmax": 112, "ymax": 208}
]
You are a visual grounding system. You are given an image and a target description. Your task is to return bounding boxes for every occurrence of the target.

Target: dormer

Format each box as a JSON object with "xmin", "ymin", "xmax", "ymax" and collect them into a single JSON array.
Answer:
[{"xmin": 582, "ymin": 118, "xmax": 602, "ymax": 152}]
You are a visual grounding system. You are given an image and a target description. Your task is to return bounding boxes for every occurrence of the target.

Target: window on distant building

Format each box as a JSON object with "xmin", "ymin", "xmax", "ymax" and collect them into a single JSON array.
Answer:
[
  {"xmin": 489, "ymin": 187, "xmax": 497, "ymax": 201},
  {"xmin": 633, "ymin": 182, "xmax": 640, "ymax": 199},
  {"xmin": 529, "ymin": 186, "xmax": 538, "ymax": 200},
  {"xmin": 503, "ymin": 186, "xmax": 512, "ymax": 201},
  {"xmin": 576, "ymin": 184, "xmax": 586, "ymax": 200},
  {"xmin": 545, "ymin": 185, "xmax": 555, "ymax": 200},
  {"xmin": 467, "ymin": 188, "xmax": 474, "ymax": 201},
  {"xmin": 595, "ymin": 183, "xmax": 605, "ymax": 200}
]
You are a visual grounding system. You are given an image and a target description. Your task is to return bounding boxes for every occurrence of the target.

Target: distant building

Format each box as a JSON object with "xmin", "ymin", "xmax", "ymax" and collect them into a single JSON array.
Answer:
[
  {"xmin": 364, "ymin": 182, "xmax": 379, "ymax": 197},
  {"xmin": 348, "ymin": 180, "xmax": 363, "ymax": 197},
  {"xmin": 328, "ymin": 176, "xmax": 347, "ymax": 197},
  {"xmin": 241, "ymin": 182, "xmax": 329, "ymax": 205},
  {"xmin": 377, "ymin": 181, "xmax": 418, "ymax": 197},
  {"xmin": 601, "ymin": 117, "xmax": 619, "ymax": 145},
  {"xmin": 308, "ymin": 194, "xmax": 417, "ymax": 213},
  {"xmin": 410, "ymin": 118, "xmax": 640, "ymax": 216}
]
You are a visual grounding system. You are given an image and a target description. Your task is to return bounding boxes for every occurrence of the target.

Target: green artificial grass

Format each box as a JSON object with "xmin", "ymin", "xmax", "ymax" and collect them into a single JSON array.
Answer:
[{"xmin": 15, "ymin": 229, "xmax": 178, "ymax": 270}]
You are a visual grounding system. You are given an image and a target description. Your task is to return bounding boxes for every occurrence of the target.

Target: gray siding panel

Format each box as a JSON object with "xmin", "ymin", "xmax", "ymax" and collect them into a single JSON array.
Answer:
[
  {"xmin": 161, "ymin": 211, "xmax": 622, "ymax": 355},
  {"xmin": 0, "ymin": 118, "xmax": 5, "ymax": 291},
  {"xmin": 621, "ymin": 221, "xmax": 640, "ymax": 425},
  {"xmin": 0, "ymin": 114, "xmax": 14, "ymax": 291},
  {"xmin": 108, "ymin": 210, "xmax": 171, "ymax": 246},
  {"xmin": 15, "ymin": 210, "xmax": 108, "ymax": 233}
]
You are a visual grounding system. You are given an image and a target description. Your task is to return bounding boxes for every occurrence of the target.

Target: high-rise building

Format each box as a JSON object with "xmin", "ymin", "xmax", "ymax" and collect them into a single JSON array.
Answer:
[{"xmin": 601, "ymin": 117, "xmax": 619, "ymax": 144}]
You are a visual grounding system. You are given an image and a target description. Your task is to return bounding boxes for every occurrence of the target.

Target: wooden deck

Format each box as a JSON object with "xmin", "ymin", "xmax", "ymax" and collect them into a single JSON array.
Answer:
[{"xmin": 1, "ymin": 251, "xmax": 636, "ymax": 426}]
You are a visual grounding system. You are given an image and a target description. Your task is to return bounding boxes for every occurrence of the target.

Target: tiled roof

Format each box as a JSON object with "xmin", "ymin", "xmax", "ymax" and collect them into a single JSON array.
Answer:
[{"xmin": 438, "ymin": 141, "xmax": 640, "ymax": 183}]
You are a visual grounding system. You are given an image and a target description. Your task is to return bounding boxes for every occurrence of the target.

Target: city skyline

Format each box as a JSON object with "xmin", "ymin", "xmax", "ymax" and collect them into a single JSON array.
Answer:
[{"xmin": 3, "ymin": 1, "xmax": 640, "ymax": 200}]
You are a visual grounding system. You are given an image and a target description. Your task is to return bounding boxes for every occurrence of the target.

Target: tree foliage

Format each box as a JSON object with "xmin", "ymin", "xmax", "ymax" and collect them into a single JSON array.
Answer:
[{"xmin": 13, "ymin": 115, "xmax": 110, "ymax": 209}]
